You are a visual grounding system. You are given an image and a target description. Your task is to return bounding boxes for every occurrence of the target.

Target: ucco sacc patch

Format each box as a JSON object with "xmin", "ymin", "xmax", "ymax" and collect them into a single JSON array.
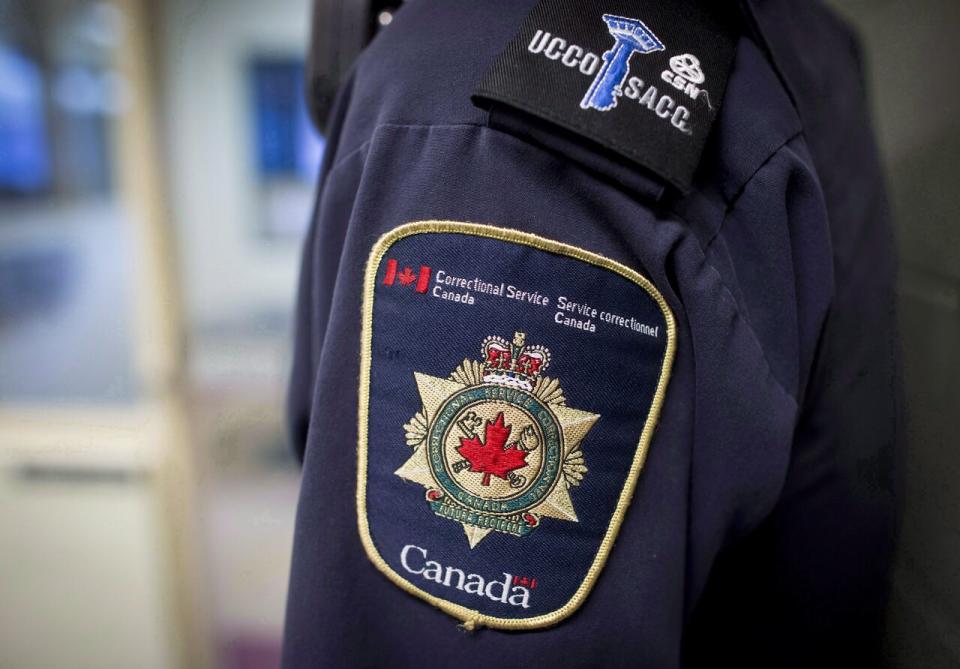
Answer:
[
  {"xmin": 472, "ymin": 0, "xmax": 737, "ymax": 190},
  {"xmin": 357, "ymin": 221, "xmax": 675, "ymax": 630}
]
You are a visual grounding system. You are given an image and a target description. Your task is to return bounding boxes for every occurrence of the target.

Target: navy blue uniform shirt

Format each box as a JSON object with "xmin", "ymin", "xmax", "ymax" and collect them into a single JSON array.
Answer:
[{"xmin": 284, "ymin": 1, "xmax": 900, "ymax": 666}]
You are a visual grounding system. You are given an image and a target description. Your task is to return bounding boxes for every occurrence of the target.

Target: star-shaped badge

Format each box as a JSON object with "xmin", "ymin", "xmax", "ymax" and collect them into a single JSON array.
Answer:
[{"xmin": 395, "ymin": 332, "xmax": 599, "ymax": 548}]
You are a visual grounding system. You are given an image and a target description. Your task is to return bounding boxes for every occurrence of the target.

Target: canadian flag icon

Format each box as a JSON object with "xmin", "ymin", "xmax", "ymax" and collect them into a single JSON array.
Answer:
[{"xmin": 383, "ymin": 259, "xmax": 431, "ymax": 294}]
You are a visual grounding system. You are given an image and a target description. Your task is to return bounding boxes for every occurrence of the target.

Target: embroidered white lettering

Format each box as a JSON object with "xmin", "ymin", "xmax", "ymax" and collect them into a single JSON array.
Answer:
[
  {"xmin": 579, "ymin": 52, "xmax": 600, "ymax": 76},
  {"xmin": 527, "ymin": 29, "xmax": 549, "ymax": 55},
  {"xmin": 662, "ymin": 70, "xmax": 704, "ymax": 102},
  {"xmin": 506, "ymin": 284, "xmax": 550, "ymax": 306},
  {"xmin": 432, "ymin": 284, "xmax": 476, "ymax": 305},
  {"xmin": 556, "ymin": 296, "xmax": 598, "ymax": 318},
  {"xmin": 399, "ymin": 544, "xmax": 532, "ymax": 609},
  {"xmin": 655, "ymin": 95, "xmax": 675, "ymax": 119},
  {"xmin": 528, "ymin": 28, "xmax": 601, "ymax": 76},
  {"xmin": 400, "ymin": 544, "xmax": 427, "ymax": 574},
  {"xmin": 544, "ymin": 36, "xmax": 566, "ymax": 60},
  {"xmin": 624, "ymin": 81, "xmax": 692, "ymax": 135},
  {"xmin": 484, "ymin": 573, "xmax": 512, "ymax": 603},
  {"xmin": 671, "ymin": 106, "xmax": 692, "ymax": 134},
  {"xmin": 624, "ymin": 76, "xmax": 644, "ymax": 100},
  {"xmin": 555, "ymin": 310, "xmax": 597, "ymax": 333},
  {"xmin": 443, "ymin": 566, "xmax": 466, "ymax": 590},
  {"xmin": 561, "ymin": 44, "xmax": 584, "ymax": 68}
]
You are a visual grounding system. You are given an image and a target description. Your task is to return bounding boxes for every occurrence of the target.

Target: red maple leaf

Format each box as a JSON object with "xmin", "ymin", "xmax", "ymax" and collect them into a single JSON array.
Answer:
[
  {"xmin": 457, "ymin": 412, "xmax": 528, "ymax": 486},
  {"xmin": 397, "ymin": 267, "xmax": 417, "ymax": 285}
]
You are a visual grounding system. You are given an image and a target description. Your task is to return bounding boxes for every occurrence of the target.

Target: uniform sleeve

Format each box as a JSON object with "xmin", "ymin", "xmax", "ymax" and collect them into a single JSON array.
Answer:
[
  {"xmin": 282, "ymin": 3, "xmax": 898, "ymax": 663},
  {"xmin": 684, "ymin": 188, "xmax": 899, "ymax": 666},
  {"xmin": 286, "ymin": 70, "xmax": 357, "ymax": 462},
  {"xmin": 683, "ymin": 88, "xmax": 900, "ymax": 669}
]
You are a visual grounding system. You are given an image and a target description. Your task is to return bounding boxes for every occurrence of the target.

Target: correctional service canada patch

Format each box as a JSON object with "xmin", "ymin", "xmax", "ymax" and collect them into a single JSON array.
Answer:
[{"xmin": 357, "ymin": 221, "xmax": 675, "ymax": 630}]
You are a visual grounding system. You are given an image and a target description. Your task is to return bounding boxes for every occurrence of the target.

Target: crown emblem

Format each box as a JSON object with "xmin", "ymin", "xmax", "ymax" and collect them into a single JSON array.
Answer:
[{"xmin": 481, "ymin": 332, "xmax": 551, "ymax": 391}]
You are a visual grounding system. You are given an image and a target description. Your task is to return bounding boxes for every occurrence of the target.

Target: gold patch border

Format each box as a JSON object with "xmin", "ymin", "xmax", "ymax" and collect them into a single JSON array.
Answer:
[{"xmin": 357, "ymin": 220, "xmax": 676, "ymax": 631}]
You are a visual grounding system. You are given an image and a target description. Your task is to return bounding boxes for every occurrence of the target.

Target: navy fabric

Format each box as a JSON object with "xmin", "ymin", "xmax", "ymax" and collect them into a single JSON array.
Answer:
[{"xmin": 284, "ymin": 1, "xmax": 899, "ymax": 666}]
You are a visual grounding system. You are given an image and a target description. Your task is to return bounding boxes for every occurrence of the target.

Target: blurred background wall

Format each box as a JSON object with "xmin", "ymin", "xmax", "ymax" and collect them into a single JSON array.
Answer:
[
  {"xmin": 0, "ymin": 1, "xmax": 956, "ymax": 667},
  {"xmin": 0, "ymin": 0, "xmax": 315, "ymax": 666}
]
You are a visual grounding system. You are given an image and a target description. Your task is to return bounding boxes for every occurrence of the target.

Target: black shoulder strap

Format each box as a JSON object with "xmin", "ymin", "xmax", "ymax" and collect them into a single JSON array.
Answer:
[{"xmin": 472, "ymin": 0, "xmax": 739, "ymax": 191}]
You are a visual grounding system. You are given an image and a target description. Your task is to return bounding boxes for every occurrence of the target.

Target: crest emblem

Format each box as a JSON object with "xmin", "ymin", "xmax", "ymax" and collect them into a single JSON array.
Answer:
[
  {"xmin": 395, "ymin": 331, "xmax": 598, "ymax": 548},
  {"xmin": 356, "ymin": 221, "xmax": 676, "ymax": 629}
]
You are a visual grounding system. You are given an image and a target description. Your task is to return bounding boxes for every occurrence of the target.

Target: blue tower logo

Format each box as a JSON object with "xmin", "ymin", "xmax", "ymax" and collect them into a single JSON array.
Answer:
[{"xmin": 580, "ymin": 15, "xmax": 664, "ymax": 112}]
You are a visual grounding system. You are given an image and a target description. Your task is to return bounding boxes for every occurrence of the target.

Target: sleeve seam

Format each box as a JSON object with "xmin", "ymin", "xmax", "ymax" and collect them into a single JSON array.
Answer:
[{"xmin": 696, "ymin": 131, "xmax": 813, "ymax": 406}]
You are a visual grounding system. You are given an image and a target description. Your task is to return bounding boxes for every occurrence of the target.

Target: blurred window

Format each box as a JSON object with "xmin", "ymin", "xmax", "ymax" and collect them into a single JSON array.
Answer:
[
  {"xmin": 0, "ymin": 45, "xmax": 51, "ymax": 194},
  {"xmin": 0, "ymin": 1, "xmax": 137, "ymax": 404},
  {"xmin": 248, "ymin": 57, "xmax": 324, "ymax": 238}
]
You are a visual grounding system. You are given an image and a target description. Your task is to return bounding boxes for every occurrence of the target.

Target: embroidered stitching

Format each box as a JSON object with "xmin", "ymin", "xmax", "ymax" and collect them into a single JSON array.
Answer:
[{"xmin": 356, "ymin": 220, "xmax": 676, "ymax": 630}]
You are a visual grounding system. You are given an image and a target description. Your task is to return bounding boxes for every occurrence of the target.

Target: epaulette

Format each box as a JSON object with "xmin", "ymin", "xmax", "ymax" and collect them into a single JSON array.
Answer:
[{"xmin": 473, "ymin": 0, "xmax": 739, "ymax": 191}]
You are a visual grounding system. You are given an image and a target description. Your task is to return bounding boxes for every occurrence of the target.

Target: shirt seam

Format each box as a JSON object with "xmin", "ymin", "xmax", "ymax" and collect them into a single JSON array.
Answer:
[
  {"xmin": 702, "ymin": 128, "xmax": 806, "ymax": 251},
  {"xmin": 698, "ymin": 131, "xmax": 810, "ymax": 405},
  {"xmin": 327, "ymin": 121, "xmax": 488, "ymax": 176}
]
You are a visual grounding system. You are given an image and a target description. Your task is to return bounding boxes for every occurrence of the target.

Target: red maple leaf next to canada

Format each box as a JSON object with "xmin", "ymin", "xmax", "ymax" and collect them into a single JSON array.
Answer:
[
  {"xmin": 457, "ymin": 412, "xmax": 528, "ymax": 486},
  {"xmin": 397, "ymin": 266, "xmax": 417, "ymax": 285}
]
